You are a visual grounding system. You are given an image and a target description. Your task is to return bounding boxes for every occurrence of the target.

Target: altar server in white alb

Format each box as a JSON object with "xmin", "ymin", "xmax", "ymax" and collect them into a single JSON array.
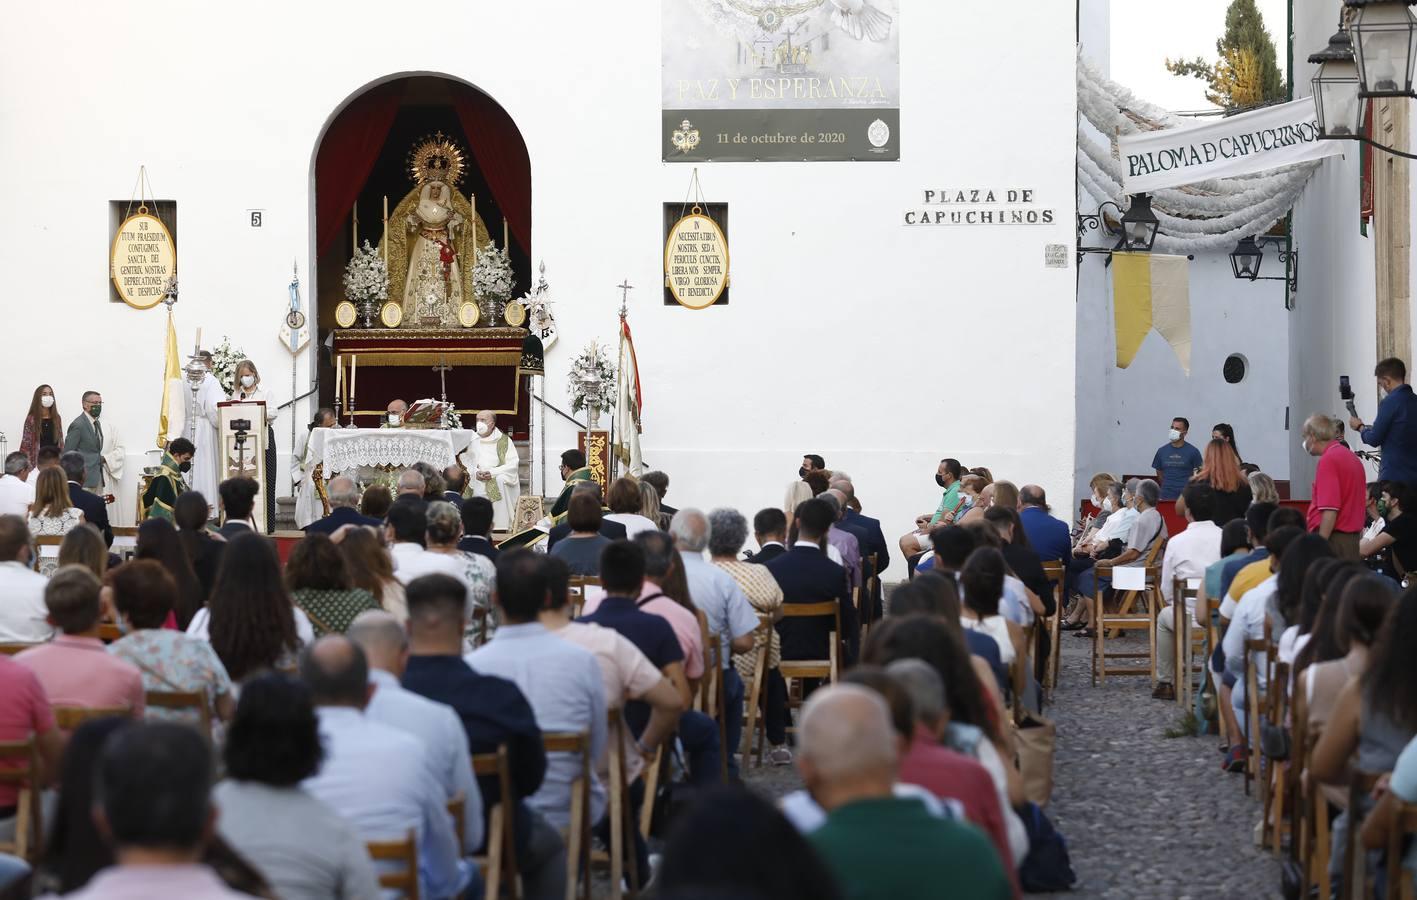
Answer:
[
  {"xmin": 459, "ymin": 410, "xmax": 519, "ymax": 531},
  {"xmin": 190, "ymin": 351, "xmax": 226, "ymax": 515},
  {"xmin": 293, "ymin": 407, "xmax": 337, "ymax": 529}
]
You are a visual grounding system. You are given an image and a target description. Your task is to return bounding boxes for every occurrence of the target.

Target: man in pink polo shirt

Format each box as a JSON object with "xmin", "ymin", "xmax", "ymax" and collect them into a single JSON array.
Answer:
[
  {"xmin": 1302, "ymin": 414, "xmax": 1368, "ymax": 560},
  {"xmin": 0, "ymin": 655, "xmax": 62, "ymax": 828},
  {"xmin": 15, "ymin": 566, "xmax": 145, "ymax": 720}
]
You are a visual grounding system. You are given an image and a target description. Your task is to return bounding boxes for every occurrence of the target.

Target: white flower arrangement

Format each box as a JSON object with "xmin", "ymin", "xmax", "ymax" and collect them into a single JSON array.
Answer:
[
  {"xmin": 210, "ymin": 338, "xmax": 248, "ymax": 395},
  {"xmin": 342, "ymin": 241, "xmax": 389, "ymax": 304},
  {"xmin": 473, "ymin": 242, "xmax": 516, "ymax": 303},
  {"xmin": 567, "ymin": 341, "xmax": 615, "ymax": 415},
  {"xmin": 442, "ymin": 407, "xmax": 463, "ymax": 430}
]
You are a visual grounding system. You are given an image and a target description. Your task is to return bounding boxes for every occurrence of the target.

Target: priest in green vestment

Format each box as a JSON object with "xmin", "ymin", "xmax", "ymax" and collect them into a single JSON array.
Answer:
[
  {"xmin": 141, "ymin": 437, "xmax": 196, "ymax": 521},
  {"xmin": 498, "ymin": 448, "xmax": 596, "ymax": 549}
]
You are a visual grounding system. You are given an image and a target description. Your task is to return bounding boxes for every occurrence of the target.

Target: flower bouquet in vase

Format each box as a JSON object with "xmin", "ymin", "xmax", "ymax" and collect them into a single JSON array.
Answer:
[
  {"xmin": 342, "ymin": 241, "xmax": 389, "ymax": 328},
  {"xmin": 472, "ymin": 241, "xmax": 515, "ymax": 326},
  {"xmin": 567, "ymin": 341, "xmax": 615, "ymax": 430}
]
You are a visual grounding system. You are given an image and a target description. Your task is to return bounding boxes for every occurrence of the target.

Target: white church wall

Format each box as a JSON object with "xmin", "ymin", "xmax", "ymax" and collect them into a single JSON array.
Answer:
[
  {"xmin": 0, "ymin": 0, "xmax": 1078, "ymax": 541},
  {"xmin": 1287, "ymin": 0, "xmax": 1381, "ymax": 497}
]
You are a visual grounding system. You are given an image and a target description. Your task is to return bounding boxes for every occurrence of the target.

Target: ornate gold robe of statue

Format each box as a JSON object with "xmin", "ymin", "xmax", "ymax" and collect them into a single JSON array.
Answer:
[{"xmin": 404, "ymin": 180, "xmax": 465, "ymax": 324}]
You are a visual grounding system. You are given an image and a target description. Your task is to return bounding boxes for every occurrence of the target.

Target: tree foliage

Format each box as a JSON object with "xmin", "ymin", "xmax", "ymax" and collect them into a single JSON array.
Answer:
[{"xmin": 1164, "ymin": 0, "xmax": 1286, "ymax": 109}]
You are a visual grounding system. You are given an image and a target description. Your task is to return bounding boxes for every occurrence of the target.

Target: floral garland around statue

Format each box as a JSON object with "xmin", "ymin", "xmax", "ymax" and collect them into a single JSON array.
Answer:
[
  {"xmin": 210, "ymin": 338, "xmax": 248, "ymax": 395},
  {"xmin": 473, "ymin": 242, "xmax": 516, "ymax": 321},
  {"xmin": 567, "ymin": 341, "xmax": 615, "ymax": 415}
]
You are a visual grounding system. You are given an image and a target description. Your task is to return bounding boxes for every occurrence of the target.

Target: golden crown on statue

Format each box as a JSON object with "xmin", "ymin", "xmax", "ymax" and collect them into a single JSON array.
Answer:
[{"xmin": 407, "ymin": 132, "xmax": 466, "ymax": 187}]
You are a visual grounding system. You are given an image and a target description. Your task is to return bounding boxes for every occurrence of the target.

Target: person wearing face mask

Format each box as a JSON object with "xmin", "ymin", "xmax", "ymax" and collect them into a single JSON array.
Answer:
[
  {"xmin": 230, "ymin": 360, "xmax": 278, "ymax": 531},
  {"xmin": 385, "ymin": 398, "xmax": 409, "ymax": 428},
  {"xmin": 457, "ymin": 410, "xmax": 521, "ymax": 532},
  {"xmin": 62, "ymin": 390, "xmax": 126, "ymax": 498},
  {"xmin": 1350, "ymin": 357, "xmax": 1417, "ymax": 485},
  {"xmin": 1302, "ymin": 414, "xmax": 1367, "ymax": 560},
  {"xmin": 1151, "ymin": 417, "xmax": 1202, "ymax": 501},
  {"xmin": 141, "ymin": 438, "xmax": 196, "ymax": 522},
  {"xmin": 1359, "ymin": 481, "xmax": 1417, "ymax": 578},
  {"xmin": 20, "ymin": 383, "xmax": 63, "ymax": 468},
  {"xmin": 293, "ymin": 408, "xmax": 336, "ymax": 529}
]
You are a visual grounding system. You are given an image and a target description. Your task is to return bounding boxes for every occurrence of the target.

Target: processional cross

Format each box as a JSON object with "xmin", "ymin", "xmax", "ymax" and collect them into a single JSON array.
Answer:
[
  {"xmin": 617, "ymin": 279, "xmax": 633, "ymax": 320},
  {"xmin": 432, "ymin": 353, "xmax": 452, "ymax": 402}
]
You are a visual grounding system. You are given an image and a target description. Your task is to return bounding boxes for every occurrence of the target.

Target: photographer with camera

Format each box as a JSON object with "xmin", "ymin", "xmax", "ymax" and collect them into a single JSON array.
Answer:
[{"xmin": 1347, "ymin": 357, "xmax": 1417, "ymax": 484}]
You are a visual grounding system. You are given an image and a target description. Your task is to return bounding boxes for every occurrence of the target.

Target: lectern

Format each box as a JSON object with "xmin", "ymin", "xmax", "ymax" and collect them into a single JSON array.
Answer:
[{"xmin": 217, "ymin": 400, "xmax": 267, "ymax": 532}]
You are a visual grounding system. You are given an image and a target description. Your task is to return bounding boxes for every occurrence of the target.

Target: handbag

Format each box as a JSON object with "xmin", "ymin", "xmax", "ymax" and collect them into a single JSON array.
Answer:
[{"xmin": 1013, "ymin": 712, "xmax": 1056, "ymax": 807}]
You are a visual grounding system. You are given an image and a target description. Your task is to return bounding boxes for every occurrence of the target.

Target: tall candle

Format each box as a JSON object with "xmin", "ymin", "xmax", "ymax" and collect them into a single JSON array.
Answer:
[
  {"xmin": 352, "ymin": 204, "xmax": 359, "ymax": 256},
  {"xmin": 503, "ymin": 218, "xmax": 509, "ymax": 249},
  {"xmin": 471, "ymin": 194, "xmax": 477, "ymax": 271},
  {"xmin": 382, "ymin": 196, "xmax": 389, "ymax": 264},
  {"xmin": 350, "ymin": 354, "xmax": 357, "ymax": 413},
  {"xmin": 194, "ymin": 327, "xmax": 202, "ymax": 353},
  {"xmin": 335, "ymin": 355, "xmax": 343, "ymax": 408}
]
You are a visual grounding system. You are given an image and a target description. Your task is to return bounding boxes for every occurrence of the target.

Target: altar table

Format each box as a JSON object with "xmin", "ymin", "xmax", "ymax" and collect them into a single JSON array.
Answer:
[{"xmin": 297, "ymin": 426, "xmax": 477, "ymax": 527}]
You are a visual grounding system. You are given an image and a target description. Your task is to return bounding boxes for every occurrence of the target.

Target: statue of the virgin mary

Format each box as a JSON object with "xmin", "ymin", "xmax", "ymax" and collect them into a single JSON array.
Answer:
[{"xmin": 379, "ymin": 134, "xmax": 489, "ymax": 327}]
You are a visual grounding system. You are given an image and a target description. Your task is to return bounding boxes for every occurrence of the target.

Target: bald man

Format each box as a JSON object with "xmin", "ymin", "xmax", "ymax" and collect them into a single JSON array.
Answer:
[
  {"xmin": 386, "ymin": 399, "xmax": 409, "ymax": 428},
  {"xmin": 801, "ymin": 685, "xmax": 1010, "ymax": 900},
  {"xmin": 348, "ymin": 611, "xmax": 484, "ymax": 853},
  {"xmin": 298, "ymin": 636, "xmax": 473, "ymax": 898}
]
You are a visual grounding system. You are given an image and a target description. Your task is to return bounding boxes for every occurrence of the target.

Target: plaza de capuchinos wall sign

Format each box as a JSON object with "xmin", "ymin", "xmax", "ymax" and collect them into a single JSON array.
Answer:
[
  {"xmin": 662, "ymin": 0, "xmax": 900, "ymax": 162},
  {"xmin": 664, "ymin": 204, "xmax": 729, "ymax": 309},
  {"xmin": 110, "ymin": 206, "xmax": 175, "ymax": 309}
]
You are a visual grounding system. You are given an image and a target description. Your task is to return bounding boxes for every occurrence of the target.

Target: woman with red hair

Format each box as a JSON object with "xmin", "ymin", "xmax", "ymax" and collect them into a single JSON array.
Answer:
[{"xmin": 1191, "ymin": 439, "xmax": 1251, "ymax": 525}]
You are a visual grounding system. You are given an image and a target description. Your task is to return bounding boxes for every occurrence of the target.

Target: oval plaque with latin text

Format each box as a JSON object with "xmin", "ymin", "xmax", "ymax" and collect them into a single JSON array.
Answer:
[
  {"xmin": 664, "ymin": 211, "xmax": 729, "ymax": 310},
  {"xmin": 110, "ymin": 210, "xmax": 176, "ymax": 310}
]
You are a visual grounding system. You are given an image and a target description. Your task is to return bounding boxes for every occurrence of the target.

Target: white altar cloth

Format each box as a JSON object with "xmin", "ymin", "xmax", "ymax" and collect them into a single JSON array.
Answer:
[{"xmin": 294, "ymin": 427, "xmax": 476, "ymax": 528}]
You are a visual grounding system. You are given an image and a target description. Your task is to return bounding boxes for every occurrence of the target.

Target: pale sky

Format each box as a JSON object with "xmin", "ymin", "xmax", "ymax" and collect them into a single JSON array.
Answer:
[{"xmin": 1109, "ymin": 0, "xmax": 1291, "ymax": 114}]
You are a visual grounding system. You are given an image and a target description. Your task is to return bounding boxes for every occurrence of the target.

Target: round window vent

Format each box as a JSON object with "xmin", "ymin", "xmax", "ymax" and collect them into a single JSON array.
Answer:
[{"xmin": 1223, "ymin": 354, "xmax": 1247, "ymax": 384}]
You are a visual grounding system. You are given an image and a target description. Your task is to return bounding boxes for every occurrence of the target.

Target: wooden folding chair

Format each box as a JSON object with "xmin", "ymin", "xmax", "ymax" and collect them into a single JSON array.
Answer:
[
  {"xmin": 738, "ymin": 613, "xmax": 772, "ymax": 767},
  {"xmin": 97, "ymin": 622, "xmax": 123, "ymax": 643},
  {"xmin": 53, "ymin": 706, "xmax": 130, "ymax": 730},
  {"xmin": 1041, "ymin": 561, "xmax": 1065, "ymax": 694},
  {"xmin": 0, "ymin": 738, "xmax": 42, "ymax": 863},
  {"xmin": 859, "ymin": 557, "xmax": 879, "ymax": 641},
  {"xmin": 1305, "ymin": 740, "xmax": 1334, "ymax": 900},
  {"xmin": 637, "ymin": 744, "xmax": 664, "ymax": 840},
  {"xmin": 366, "ymin": 830, "xmax": 420, "ymax": 900},
  {"xmin": 779, "ymin": 601, "xmax": 843, "ymax": 732},
  {"xmin": 1379, "ymin": 799, "xmax": 1417, "ymax": 900},
  {"xmin": 1091, "ymin": 563, "xmax": 1162, "ymax": 686},
  {"xmin": 1241, "ymin": 637, "xmax": 1267, "ymax": 796},
  {"xmin": 471, "ymin": 745, "xmax": 522, "ymax": 900},
  {"xmin": 590, "ymin": 710, "xmax": 639, "ymax": 900},
  {"xmin": 144, "ymin": 689, "xmax": 213, "ymax": 739},
  {"xmin": 690, "ymin": 610, "xmax": 729, "ymax": 783},
  {"xmin": 1262, "ymin": 663, "xmax": 1291, "ymax": 853},
  {"xmin": 1342, "ymin": 771, "xmax": 1383, "ymax": 900},
  {"xmin": 447, "ymin": 792, "xmax": 466, "ymax": 855},
  {"xmin": 541, "ymin": 731, "xmax": 592, "ymax": 900},
  {"xmin": 567, "ymin": 576, "xmax": 602, "ymax": 619},
  {"xmin": 1170, "ymin": 577, "xmax": 1206, "ymax": 708},
  {"xmin": 0, "ymin": 643, "xmax": 38, "ymax": 656}
]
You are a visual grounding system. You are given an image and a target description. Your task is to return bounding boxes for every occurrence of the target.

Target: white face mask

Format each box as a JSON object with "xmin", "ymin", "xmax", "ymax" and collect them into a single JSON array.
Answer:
[
  {"xmin": 476, "ymin": 421, "xmax": 490, "ymax": 436},
  {"xmin": 40, "ymin": 395, "xmax": 54, "ymax": 408},
  {"xmin": 240, "ymin": 375, "xmax": 255, "ymax": 388},
  {"xmin": 388, "ymin": 413, "xmax": 401, "ymax": 425},
  {"xmin": 1102, "ymin": 497, "xmax": 1114, "ymax": 512},
  {"xmin": 1168, "ymin": 428, "xmax": 1182, "ymax": 442}
]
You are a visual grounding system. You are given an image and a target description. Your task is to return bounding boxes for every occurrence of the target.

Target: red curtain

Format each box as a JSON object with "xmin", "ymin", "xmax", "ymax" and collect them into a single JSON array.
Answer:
[
  {"xmin": 451, "ymin": 90, "xmax": 532, "ymax": 255},
  {"xmin": 314, "ymin": 80, "xmax": 405, "ymax": 259}
]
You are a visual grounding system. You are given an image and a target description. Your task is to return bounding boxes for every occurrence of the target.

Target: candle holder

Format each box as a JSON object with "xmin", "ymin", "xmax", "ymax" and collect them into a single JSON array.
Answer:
[{"xmin": 345, "ymin": 392, "xmax": 357, "ymax": 429}]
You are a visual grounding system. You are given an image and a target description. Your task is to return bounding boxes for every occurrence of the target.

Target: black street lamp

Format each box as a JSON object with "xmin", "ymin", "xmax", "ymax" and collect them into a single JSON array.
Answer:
[
  {"xmin": 1229, "ymin": 236, "xmax": 1264, "ymax": 280},
  {"xmin": 1347, "ymin": 0, "xmax": 1417, "ymax": 98},
  {"xmin": 1310, "ymin": 25, "xmax": 1368, "ymax": 138},
  {"xmin": 1120, "ymin": 193, "xmax": 1160, "ymax": 252}
]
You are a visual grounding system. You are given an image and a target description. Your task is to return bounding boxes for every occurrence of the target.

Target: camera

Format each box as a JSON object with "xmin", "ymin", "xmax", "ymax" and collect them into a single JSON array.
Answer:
[
  {"xmin": 1339, "ymin": 376, "xmax": 1358, "ymax": 418},
  {"xmin": 231, "ymin": 418, "xmax": 252, "ymax": 449}
]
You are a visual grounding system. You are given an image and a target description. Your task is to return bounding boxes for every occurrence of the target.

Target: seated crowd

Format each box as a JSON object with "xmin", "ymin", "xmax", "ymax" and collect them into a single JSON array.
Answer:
[{"xmin": 0, "ymin": 448, "xmax": 1063, "ymax": 900}]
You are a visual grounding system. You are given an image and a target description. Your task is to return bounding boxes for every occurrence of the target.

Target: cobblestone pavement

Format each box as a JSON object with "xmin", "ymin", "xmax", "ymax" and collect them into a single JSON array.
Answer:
[{"xmin": 1047, "ymin": 635, "xmax": 1281, "ymax": 899}]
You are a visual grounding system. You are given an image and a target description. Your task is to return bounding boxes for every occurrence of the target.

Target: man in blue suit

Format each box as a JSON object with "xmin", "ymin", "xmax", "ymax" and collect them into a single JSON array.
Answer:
[
  {"xmin": 1018, "ymin": 484, "xmax": 1071, "ymax": 564},
  {"xmin": 60, "ymin": 451, "xmax": 112, "ymax": 547},
  {"xmin": 766, "ymin": 498, "xmax": 857, "ymax": 664},
  {"xmin": 303, "ymin": 475, "xmax": 384, "ymax": 535}
]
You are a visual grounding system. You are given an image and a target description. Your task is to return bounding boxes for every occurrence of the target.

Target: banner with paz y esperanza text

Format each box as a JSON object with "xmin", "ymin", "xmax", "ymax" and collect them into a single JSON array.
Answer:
[
  {"xmin": 662, "ymin": 0, "xmax": 899, "ymax": 162},
  {"xmin": 1117, "ymin": 97, "xmax": 1345, "ymax": 194}
]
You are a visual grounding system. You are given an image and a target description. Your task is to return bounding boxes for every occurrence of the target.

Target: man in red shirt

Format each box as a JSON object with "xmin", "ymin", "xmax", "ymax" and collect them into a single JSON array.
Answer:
[{"xmin": 1303, "ymin": 414, "xmax": 1367, "ymax": 560}]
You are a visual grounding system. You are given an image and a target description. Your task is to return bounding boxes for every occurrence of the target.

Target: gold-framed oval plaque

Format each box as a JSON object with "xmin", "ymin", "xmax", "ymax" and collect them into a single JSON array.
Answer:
[
  {"xmin": 380, "ymin": 302, "xmax": 403, "ymax": 328},
  {"xmin": 457, "ymin": 302, "xmax": 480, "ymax": 328},
  {"xmin": 334, "ymin": 301, "xmax": 358, "ymax": 329},
  {"xmin": 110, "ymin": 208, "xmax": 176, "ymax": 310},
  {"xmin": 503, "ymin": 300, "xmax": 527, "ymax": 327},
  {"xmin": 664, "ymin": 207, "xmax": 728, "ymax": 310}
]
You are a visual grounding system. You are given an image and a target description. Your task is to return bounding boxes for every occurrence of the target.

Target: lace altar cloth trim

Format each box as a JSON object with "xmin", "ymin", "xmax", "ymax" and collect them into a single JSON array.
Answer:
[{"xmin": 314, "ymin": 429, "xmax": 474, "ymax": 474}]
